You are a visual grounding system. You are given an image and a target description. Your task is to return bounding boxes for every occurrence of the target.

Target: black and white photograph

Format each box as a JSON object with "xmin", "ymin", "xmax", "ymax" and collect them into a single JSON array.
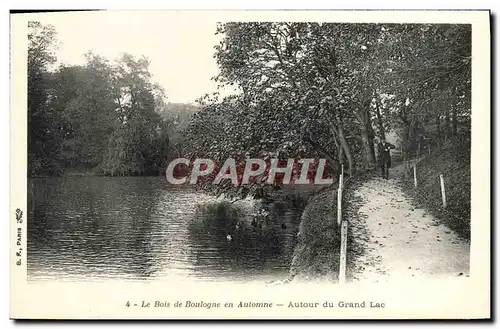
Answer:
[{"xmin": 10, "ymin": 9, "xmax": 490, "ymax": 320}]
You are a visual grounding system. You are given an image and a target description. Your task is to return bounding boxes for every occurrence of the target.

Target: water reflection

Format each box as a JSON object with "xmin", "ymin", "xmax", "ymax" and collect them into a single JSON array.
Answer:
[{"xmin": 28, "ymin": 177, "xmax": 300, "ymax": 282}]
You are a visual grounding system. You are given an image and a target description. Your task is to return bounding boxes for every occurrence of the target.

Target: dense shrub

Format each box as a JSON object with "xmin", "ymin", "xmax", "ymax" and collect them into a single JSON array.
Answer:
[{"xmin": 193, "ymin": 201, "xmax": 244, "ymax": 230}]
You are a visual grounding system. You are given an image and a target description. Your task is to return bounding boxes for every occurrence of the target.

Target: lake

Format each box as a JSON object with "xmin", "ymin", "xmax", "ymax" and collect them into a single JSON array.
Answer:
[{"xmin": 27, "ymin": 177, "xmax": 301, "ymax": 283}]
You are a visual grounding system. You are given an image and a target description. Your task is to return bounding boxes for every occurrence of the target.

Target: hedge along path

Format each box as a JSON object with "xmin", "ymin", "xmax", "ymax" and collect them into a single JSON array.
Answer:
[{"xmin": 349, "ymin": 166, "xmax": 470, "ymax": 283}]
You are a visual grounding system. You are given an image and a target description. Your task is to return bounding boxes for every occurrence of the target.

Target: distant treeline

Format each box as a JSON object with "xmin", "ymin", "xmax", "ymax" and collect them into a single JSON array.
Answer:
[{"xmin": 28, "ymin": 22, "xmax": 197, "ymax": 176}]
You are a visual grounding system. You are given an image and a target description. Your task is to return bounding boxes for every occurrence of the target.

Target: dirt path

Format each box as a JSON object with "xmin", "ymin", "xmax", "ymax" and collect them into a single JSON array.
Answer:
[{"xmin": 349, "ymin": 169, "xmax": 470, "ymax": 283}]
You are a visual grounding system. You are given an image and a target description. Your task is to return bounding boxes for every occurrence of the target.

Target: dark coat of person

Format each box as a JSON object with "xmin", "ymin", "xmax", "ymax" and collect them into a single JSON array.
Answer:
[{"xmin": 377, "ymin": 141, "xmax": 396, "ymax": 168}]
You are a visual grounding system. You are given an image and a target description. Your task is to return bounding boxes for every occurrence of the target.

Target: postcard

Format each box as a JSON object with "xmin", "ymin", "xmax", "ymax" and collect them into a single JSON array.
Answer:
[{"xmin": 10, "ymin": 9, "xmax": 490, "ymax": 319}]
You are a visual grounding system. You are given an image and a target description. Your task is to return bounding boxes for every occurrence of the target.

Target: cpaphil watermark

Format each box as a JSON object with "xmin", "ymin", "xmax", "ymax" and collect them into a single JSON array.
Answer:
[{"xmin": 165, "ymin": 157, "xmax": 336, "ymax": 186}]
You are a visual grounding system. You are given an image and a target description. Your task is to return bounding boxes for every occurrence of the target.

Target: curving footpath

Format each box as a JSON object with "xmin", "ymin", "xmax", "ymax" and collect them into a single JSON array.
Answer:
[{"xmin": 349, "ymin": 171, "xmax": 470, "ymax": 283}]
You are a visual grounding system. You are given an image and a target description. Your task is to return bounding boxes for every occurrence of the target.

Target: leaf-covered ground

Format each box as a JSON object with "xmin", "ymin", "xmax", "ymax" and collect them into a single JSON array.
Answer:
[{"xmin": 348, "ymin": 164, "xmax": 470, "ymax": 283}]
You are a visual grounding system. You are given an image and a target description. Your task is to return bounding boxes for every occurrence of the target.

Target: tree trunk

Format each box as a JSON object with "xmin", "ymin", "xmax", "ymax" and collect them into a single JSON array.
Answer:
[
  {"xmin": 444, "ymin": 109, "xmax": 451, "ymax": 140},
  {"xmin": 337, "ymin": 124, "xmax": 353, "ymax": 177},
  {"xmin": 339, "ymin": 144, "xmax": 344, "ymax": 166},
  {"xmin": 452, "ymin": 90, "xmax": 458, "ymax": 136},
  {"xmin": 326, "ymin": 112, "xmax": 353, "ymax": 177},
  {"xmin": 303, "ymin": 134, "xmax": 337, "ymax": 167},
  {"xmin": 374, "ymin": 94, "xmax": 386, "ymax": 140},
  {"xmin": 331, "ymin": 131, "xmax": 344, "ymax": 166},
  {"xmin": 452, "ymin": 86, "xmax": 458, "ymax": 136},
  {"xmin": 436, "ymin": 115, "xmax": 441, "ymax": 149},
  {"xmin": 452, "ymin": 106, "xmax": 458, "ymax": 136},
  {"xmin": 355, "ymin": 104, "xmax": 376, "ymax": 168},
  {"xmin": 402, "ymin": 121, "xmax": 411, "ymax": 159},
  {"xmin": 360, "ymin": 128, "xmax": 375, "ymax": 168},
  {"xmin": 368, "ymin": 120, "xmax": 376, "ymax": 163}
]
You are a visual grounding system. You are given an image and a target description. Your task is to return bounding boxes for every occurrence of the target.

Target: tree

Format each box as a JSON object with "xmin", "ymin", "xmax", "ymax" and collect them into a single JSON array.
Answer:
[
  {"xmin": 28, "ymin": 21, "xmax": 61, "ymax": 175},
  {"xmin": 28, "ymin": 23, "xmax": 172, "ymax": 176},
  {"xmin": 158, "ymin": 102, "xmax": 199, "ymax": 159},
  {"xmin": 211, "ymin": 23, "xmax": 350, "ymax": 172},
  {"xmin": 378, "ymin": 24, "xmax": 471, "ymax": 154},
  {"xmin": 185, "ymin": 22, "xmax": 471, "ymax": 200},
  {"xmin": 100, "ymin": 54, "xmax": 169, "ymax": 175},
  {"xmin": 51, "ymin": 54, "xmax": 118, "ymax": 170}
]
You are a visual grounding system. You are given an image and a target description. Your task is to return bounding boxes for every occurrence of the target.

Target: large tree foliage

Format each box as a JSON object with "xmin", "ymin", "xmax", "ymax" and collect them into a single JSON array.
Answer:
[{"xmin": 186, "ymin": 22, "xmax": 471, "ymax": 199}]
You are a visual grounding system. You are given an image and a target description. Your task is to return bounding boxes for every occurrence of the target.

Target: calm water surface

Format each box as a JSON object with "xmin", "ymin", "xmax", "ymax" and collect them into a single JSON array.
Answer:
[{"xmin": 28, "ymin": 177, "xmax": 300, "ymax": 283}]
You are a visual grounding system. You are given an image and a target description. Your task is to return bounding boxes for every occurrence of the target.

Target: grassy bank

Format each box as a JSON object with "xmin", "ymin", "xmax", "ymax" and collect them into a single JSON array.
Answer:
[
  {"xmin": 288, "ymin": 168, "xmax": 379, "ymax": 282},
  {"xmin": 289, "ymin": 185, "xmax": 340, "ymax": 281},
  {"xmin": 398, "ymin": 143, "xmax": 471, "ymax": 240}
]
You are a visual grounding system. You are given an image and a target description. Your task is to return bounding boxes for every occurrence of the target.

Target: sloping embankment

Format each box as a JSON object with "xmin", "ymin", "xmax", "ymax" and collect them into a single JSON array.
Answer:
[
  {"xmin": 288, "ymin": 173, "xmax": 371, "ymax": 283},
  {"xmin": 287, "ymin": 142, "xmax": 471, "ymax": 283},
  {"xmin": 289, "ymin": 185, "xmax": 341, "ymax": 282},
  {"xmin": 399, "ymin": 144, "xmax": 471, "ymax": 240}
]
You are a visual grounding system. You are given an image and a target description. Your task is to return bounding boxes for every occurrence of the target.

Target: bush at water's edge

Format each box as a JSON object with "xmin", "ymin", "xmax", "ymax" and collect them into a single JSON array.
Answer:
[
  {"xmin": 189, "ymin": 201, "xmax": 249, "ymax": 242},
  {"xmin": 191, "ymin": 190, "xmax": 335, "ymax": 281},
  {"xmin": 194, "ymin": 201, "xmax": 244, "ymax": 229}
]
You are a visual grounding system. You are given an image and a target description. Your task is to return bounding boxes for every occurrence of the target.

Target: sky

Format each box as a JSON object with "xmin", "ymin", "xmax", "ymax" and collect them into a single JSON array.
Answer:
[
  {"xmin": 22, "ymin": 10, "xmax": 482, "ymax": 105},
  {"xmin": 30, "ymin": 11, "xmax": 238, "ymax": 104}
]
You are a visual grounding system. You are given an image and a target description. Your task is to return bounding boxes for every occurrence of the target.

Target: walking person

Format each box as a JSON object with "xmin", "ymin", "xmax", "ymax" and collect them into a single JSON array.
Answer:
[{"xmin": 377, "ymin": 138, "xmax": 396, "ymax": 179}]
